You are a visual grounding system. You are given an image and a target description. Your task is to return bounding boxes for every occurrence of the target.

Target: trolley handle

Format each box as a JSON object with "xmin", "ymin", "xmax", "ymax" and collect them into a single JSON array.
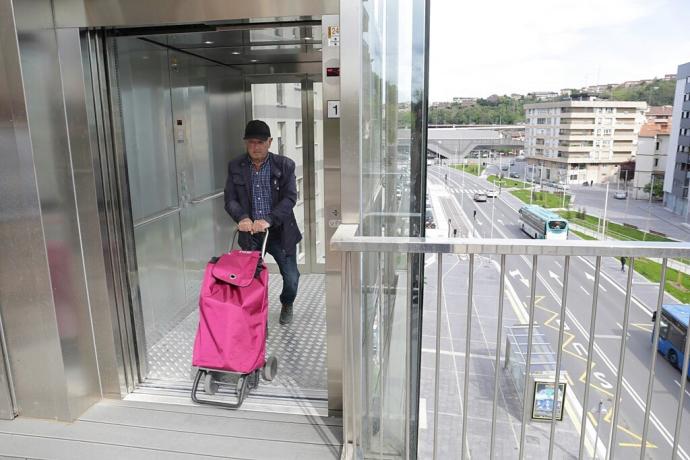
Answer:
[{"xmin": 230, "ymin": 228, "xmax": 269, "ymax": 259}]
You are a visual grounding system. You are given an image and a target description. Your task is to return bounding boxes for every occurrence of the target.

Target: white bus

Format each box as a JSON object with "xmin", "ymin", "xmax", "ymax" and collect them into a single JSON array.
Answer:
[{"xmin": 518, "ymin": 205, "xmax": 569, "ymax": 240}]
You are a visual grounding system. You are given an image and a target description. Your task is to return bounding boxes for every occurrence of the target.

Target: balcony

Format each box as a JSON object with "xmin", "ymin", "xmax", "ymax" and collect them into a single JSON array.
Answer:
[{"xmin": 332, "ymin": 224, "xmax": 690, "ymax": 459}]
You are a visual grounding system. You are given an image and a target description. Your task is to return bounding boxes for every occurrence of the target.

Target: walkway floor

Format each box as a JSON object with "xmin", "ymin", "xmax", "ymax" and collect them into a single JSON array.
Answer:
[{"xmin": 0, "ymin": 398, "xmax": 342, "ymax": 459}]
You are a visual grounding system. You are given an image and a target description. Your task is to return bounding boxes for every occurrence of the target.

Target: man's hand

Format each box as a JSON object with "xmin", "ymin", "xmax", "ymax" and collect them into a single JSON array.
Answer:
[
  {"xmin": 238, "ymin": 218, "xmax": 253, "ymax": 232},
  {"xmin": 252, "ymin": 219, "xmax": 270, "ymax": 234}
]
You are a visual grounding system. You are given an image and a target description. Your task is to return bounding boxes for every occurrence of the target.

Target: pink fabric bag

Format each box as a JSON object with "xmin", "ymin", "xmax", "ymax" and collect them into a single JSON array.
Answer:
[{"xmin": 192, "ymin": 250, "xmax": 268, "ymax": 374}]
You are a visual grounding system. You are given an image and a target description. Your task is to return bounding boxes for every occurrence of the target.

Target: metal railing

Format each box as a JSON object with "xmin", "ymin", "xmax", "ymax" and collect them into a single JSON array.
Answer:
[{"xmin": 331, "ymin": 223, "xmax": 690, "ymax": 460}]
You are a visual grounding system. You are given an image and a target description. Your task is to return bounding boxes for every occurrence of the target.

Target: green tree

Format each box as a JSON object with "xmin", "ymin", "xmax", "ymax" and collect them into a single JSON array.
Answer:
[{"xmin": 643, "ymin": 180, "xmax": 664, "ymax": 198}]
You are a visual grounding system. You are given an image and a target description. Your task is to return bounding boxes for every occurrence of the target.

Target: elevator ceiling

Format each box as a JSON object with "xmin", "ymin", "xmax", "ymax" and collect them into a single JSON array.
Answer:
[{"xmin": 142, "ymin": 24, "xmax": 322, "ymax": 67}]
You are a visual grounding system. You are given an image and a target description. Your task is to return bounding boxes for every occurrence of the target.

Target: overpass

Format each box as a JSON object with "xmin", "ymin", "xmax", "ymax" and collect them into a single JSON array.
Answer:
[{"xmin": 423, "ymin": 126, "xmax": 524, "ymax": 162}]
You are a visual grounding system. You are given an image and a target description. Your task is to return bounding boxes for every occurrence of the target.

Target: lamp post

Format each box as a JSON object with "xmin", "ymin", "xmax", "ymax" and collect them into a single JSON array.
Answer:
[{"xmin": 644, "ymin": 175, "xmax": 655, "ymax": 241}]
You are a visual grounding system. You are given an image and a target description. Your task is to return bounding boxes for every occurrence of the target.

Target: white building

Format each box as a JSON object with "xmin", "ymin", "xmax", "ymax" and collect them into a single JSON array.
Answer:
[
  {"xmin": 634, "ymin": 123, "xmax": 670, "ymax": 199},
  {"xmin": 663, "ymin": 62, "xmax": 690, "ymax": 216},
  {"xmin": 524, "ymin": 101, "xmax": 647, "ymax": 184}
]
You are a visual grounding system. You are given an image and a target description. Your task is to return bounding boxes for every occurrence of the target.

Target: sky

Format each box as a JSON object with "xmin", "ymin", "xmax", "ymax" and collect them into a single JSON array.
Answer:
[{"xmin": 429, "ymin": 0, "xmax": 690, "ymax": 102}]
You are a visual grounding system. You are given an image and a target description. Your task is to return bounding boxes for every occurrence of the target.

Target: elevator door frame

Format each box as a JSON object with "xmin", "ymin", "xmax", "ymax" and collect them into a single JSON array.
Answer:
[{"xmin": 245, "ymin": 74, "xmax": 325, "ymax": 275}]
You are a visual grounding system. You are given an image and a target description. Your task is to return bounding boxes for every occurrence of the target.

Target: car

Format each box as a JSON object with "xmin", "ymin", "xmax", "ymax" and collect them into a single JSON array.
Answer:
[
  {"xmin": 473, "ymin": 192, "xmax": 488, "ymax": 202},
  {"xmin": 613, "ymin": 191, "xmax": 627, "ymax": 200},
  {"xmin": 485, "ymin": 189, "xmax": 499, "ymax": 198},
  {"xmin": 509, "ymin": 172, "xmax": 520, "ymax": 178},
  {"xmin": 501, "ymin": 165, "xmax": 509, "ymax": 171}
]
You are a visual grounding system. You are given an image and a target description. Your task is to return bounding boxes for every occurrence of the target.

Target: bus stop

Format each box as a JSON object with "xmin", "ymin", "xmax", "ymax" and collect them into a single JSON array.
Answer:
[{"xmin": 505, "ymin": 324, "xmax": 568, "ymax": 421}]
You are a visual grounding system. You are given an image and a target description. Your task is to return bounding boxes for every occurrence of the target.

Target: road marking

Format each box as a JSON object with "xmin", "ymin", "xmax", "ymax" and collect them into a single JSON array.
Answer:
[
  {"xmin": 420, "ymin": 348, "xmax": 496, "ymax": 361},
  {"xmin": 548, "ymin": 270, "xmax": 563, "ymax": 287},
  {"xmin": 594, "ymin": 334, "xmax": 624, "ymax": 340},
  {"xmin": 673, "ymin": 380, "xmax": 690, "ymax": 399},
  {"xmin": 509, "ymin": 269, "xmax": 529, "ymax": 287},
  {"xmin": 586, "ymin": 272, "xmax": 595, "ymax": 282},
  {"xmin": 580, "ymin": 286, "xmax": 589, "ymax": 295}
]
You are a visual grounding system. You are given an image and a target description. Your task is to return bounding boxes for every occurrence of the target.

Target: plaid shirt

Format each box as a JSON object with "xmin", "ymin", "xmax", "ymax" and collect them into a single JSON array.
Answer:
[{"xmin": 250, "ymin": 158, "xmax": 272, "ymax": 221}]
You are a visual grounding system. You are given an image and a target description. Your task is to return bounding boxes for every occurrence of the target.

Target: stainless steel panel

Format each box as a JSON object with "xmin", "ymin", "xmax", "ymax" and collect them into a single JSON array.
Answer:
[
  {"xmin": 134, "ymin": 213, "xmax": 186, "ymax": 347},
  {"xmin": 116, "ymin": 37, "xmax": 178, "ymax": 222},
  {"xmin": 52, "ymin": 0, "xmax": 338, "ymax": 28},
  {"xmin": 57, "ymin": 28, "xmax": 123, "ymax": 401},
  {"xmin": 322, "ymin": 13, "xmax": 343, "ymax": 415},
  {"xmin": 2, "ymin": 0, "xmax": 102, "ymax": 420}
]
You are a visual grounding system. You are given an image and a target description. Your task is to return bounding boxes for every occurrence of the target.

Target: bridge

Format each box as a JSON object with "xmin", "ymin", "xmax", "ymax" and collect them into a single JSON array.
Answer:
[{"xmin": 424, "ymin": 126, "xmax": 524, "ymax": 162}]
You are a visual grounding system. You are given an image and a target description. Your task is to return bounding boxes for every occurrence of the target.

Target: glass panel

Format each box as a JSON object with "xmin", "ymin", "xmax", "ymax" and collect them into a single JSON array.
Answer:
[
  {"xmin": 252, "ymin": 83, "xmax": 306, "ymax": 264},
  {"xmin": 115, "ymin": 38, "xmax": 178, "ymax": 221},
  {"xmin": 359, "ymin": 0, "xmax": 428, "ymax": 456},
  {"xmin": 313, "ymin": 82, "xmax": 325, "ymax": 264}
]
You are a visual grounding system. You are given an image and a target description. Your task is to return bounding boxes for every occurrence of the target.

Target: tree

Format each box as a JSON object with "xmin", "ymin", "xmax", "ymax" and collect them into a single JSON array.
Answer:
[{"xmin": 643, "ymin": 180, "xmax": 663, "ymax": 198}]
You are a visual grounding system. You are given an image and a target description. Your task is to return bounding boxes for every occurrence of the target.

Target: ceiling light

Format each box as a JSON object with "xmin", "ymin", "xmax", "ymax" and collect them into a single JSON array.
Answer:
[
  {"xmin": 304, "ymin": 37, "xmax": 312, "ymax": 40},
  {"xmin": 232, "ymin": 51, "xmax": 240, "ymax": 55},
  {"xmin": 250, "ymin": 59, "xmax": 258, "ymax": 63},
  {"xmin": 204, "ymin": 40, "xmax": 214, "ymax": 45}
]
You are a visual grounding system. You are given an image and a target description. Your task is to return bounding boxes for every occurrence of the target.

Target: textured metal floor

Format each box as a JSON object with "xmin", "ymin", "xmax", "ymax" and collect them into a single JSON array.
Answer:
[{"xmin": 144, "ymin": 273, "xmax": 327, "ymax": 400}]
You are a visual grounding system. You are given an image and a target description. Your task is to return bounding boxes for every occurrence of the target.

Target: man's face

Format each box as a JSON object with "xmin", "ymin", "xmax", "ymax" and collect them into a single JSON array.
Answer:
[{"xmin": 245, "ymin": 138, "xmax": 272, "ymax": 162}]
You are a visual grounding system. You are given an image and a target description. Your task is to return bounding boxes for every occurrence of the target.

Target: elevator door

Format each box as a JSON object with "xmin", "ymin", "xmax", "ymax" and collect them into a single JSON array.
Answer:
[{"xmin": 249, "ymin": 77, "xmax": 324, "ymax": 273}]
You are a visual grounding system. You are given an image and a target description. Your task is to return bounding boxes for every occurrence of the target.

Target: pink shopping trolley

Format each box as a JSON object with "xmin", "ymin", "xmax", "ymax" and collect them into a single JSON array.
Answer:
[{"xmin": 191, "ymin": 230, "xmax": 278, "ymax": 409}]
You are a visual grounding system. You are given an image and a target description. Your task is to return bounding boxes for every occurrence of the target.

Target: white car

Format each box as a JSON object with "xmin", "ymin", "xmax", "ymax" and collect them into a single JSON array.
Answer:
[
  {"xmin": 485, "ymin": 189, "xmax": 499, "ymax": 198},
  {"xmin": 613, "ymin": 191, "xmax": 627, "ymax": 200},
  {"xmin": 473, "ymin": 192, "xmax": 488, "ymax": 202}
]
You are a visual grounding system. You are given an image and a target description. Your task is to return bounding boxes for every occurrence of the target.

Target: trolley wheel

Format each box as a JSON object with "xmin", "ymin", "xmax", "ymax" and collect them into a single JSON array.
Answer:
[
  {"xmin": 203, "ymin": 372, "xmax": 219, "ymax": 395},
  {"xmin": 668, "ymin": 349, "xmax": 679, "ymax": 368},
  {"xmin": 263, "ymin": 356, "xmax": 278, "ymax": 381},
  {"xmin": 236, "ymin": 375, "xmax": 245, "ymax": 395}
]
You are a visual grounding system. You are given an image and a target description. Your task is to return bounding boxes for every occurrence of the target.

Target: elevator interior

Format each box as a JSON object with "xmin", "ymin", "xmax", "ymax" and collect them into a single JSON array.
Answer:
[{"xmin": 106, "ymin": 22, "xmax": 330, "ymax": 407}]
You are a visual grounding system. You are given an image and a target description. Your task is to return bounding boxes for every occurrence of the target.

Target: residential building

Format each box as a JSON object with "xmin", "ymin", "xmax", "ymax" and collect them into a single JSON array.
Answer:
[
  {"xmin": 524, "ymin": 101, "xmax": 647, "ymax": 184},
  {"xmin": 634, "ymin": 122, "xmax": 670, "ymax": 199},
  {"xmin": 663, "ymin": 62, "xmax": 690, "ymax": 215},
  {"xmin": 528, "ymin": 91, "xmax": 559, "ymax": 101},
  {"xmin": 645, "ymin": 105, "xmax": 673, "ymax": 127}
]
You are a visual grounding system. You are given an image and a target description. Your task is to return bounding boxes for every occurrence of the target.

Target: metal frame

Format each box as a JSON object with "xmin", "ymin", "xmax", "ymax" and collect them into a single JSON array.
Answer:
[{"xmin": 244, "ymin": 73, "xmax": 325, "ymax": 274}]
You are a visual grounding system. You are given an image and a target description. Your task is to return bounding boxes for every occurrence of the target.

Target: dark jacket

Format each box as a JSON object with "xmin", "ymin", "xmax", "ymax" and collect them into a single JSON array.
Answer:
[{"xmin": 224, "ymin": 152, "xmax": 302, "ymax": 254}]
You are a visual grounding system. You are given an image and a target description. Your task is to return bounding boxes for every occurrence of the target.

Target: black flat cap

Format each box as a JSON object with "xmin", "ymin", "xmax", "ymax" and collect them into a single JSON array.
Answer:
[{"xmin": 243, "ymin": 120, "xmax": 271, "ymax": 140}]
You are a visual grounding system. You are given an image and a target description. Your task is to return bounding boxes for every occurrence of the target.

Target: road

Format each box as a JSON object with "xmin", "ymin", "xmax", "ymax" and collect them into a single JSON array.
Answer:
[{"xmin": 425, "ymin": 164, "xmax": 690, "ymax": 459}]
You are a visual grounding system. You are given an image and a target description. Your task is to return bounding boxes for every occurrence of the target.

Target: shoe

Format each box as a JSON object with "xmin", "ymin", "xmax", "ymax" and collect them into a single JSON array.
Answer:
[{"xmin": 279, "ymin": 304, "xmax": 293, "ymax": 325}]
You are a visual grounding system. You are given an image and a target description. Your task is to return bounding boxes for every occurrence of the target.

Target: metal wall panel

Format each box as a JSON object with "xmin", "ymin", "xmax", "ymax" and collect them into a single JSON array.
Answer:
[
  {"xmin": 8, "ymin": 0, "xmax": 101, "ymax": 420},
  {"xmin": 56, "ymin": 28, "xmax": 122, "ymax": 400},
  {"xmin": 52, "ymin": 0, "xmax": 337, "ymax": 28}
]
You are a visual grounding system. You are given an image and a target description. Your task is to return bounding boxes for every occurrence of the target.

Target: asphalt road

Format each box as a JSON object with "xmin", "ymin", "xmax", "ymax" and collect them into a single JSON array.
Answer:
[{"xmin": 425, "ymin": 165, "xmax": 690, "ymax": 459}]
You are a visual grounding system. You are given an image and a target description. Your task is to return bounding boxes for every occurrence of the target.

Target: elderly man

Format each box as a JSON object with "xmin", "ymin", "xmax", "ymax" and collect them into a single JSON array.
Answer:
[{"xmin": 224, "ymin": 120, "xmax": 301, "ymax": 325}]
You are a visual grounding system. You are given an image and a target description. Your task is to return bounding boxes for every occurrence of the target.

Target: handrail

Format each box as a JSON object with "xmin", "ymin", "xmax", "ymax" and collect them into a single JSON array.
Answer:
[{"xmin": 330, "ymin": 223, "xmax": 690, "ymax": 257}]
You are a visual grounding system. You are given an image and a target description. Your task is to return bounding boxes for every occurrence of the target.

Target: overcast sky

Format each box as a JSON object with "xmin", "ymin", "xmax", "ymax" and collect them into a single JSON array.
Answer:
[{"xmin": 429, "ymin": 0, "xmax": 690, "ymax": 102}]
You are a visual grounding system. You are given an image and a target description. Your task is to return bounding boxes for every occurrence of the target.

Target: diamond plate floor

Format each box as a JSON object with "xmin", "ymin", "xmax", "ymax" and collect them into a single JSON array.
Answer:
[{"xmin": 144, "ymin": 273, "xmax": 327, "ymax": 399}]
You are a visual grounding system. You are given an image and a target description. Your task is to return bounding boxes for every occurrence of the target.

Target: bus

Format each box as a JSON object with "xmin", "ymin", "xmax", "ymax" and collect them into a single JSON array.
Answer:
[
  {"xmin": 518, "ymin": 205, "xmax": 569, "ymax": 240},
  {"xmin": 651, "ymin": 304, "xmax": 690, "ymax": 374}
]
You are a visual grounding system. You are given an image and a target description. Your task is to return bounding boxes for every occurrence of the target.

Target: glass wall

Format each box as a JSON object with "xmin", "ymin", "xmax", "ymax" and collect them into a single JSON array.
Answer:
[{"xmin": 359, "ymin": 0, "xmax": 429, "ymax": 457}]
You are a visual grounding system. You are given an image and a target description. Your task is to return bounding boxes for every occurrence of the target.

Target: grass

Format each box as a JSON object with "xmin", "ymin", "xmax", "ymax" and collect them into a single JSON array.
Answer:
[
  {"xmin": 558, "ymin": 211, "xmax": 672, "ymax": 242},
  {"xmin": 511, "ymin": 189, "xmax": 572, "ymax": 208},
  {"xmin": 570, "ymin": 229, "xmax": 596, "ymax": 241},
  {"xmin": 452, "ymin": 163, "xmax": 481, "ymax": 176},
  {"xmin": 487, "ymin": 175, "xmax": 528, "ymax": 189},
  {"xmin": 634, "ymin": 258, "xmax": 690, "ymax": 304}
]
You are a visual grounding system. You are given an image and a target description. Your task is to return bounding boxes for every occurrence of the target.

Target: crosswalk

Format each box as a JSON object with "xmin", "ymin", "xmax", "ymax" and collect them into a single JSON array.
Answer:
[{"xmin": 444, "ymin": 186, "xmax": 502, "ymax": 195}]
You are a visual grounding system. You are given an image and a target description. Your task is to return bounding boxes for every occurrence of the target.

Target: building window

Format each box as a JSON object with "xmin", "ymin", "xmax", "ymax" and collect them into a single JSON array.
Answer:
[
  {"xmin": 276, "ymin": 84, "xmax": 284, "ymax": 105},
  {"xmin": 296, "ymin": 176, "xmax": 303, "ymax": 201},
  {"xmin": 295, "ymin": 121, "xmax": 303, "ymax": 147},
  {"xmin": 570, "ymin": 174, "xmax": 578, "ymax": 180},
  {"xmin": 654, "ymin": 158, "xmax": 659, "ymax": 167},
  {"xmin": 656, "ymin": 141, "xmax": 660, "ymax": 151},
  {"xmin": 277, "ymin": 121, "xmax": 286, "ymax": 155}
]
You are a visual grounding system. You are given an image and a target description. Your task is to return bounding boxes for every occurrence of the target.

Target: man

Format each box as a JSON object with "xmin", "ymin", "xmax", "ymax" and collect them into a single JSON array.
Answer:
[
  {"xmin": 620, "ymin": 256, "xmax": 626, "ymax": 272},
  {"xmin": 224, "ymin": 120, "xmax": 301, "ymax": 325}
]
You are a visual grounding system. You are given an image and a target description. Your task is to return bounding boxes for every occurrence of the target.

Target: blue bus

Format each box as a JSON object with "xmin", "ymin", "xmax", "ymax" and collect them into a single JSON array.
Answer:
[
  {"xmin": 518, "ymin": 205, "xmax": 569, "ymax": 240},
  {"xmin": 651, "ymin": 304, "xmax": 690, "ymax": 374}
]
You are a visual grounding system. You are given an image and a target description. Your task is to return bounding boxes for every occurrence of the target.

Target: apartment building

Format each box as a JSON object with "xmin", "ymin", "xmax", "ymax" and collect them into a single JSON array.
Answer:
[
  {"xmin": 663, "ymin": 62, "xmax": 690, "ymax": 215},
  {"xmin": 634, "ymin": 122, "xmax": 670, "ymax": 198},
  {"xmin": 524, "ymin": 101, "xmax": 647, "ymax": 184}
]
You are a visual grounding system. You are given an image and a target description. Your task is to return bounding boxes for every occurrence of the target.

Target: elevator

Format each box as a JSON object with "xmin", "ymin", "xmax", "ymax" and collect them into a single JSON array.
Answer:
[{"xmin": 80, "ymin": 19, "xmax": 340, "ymax": 410}]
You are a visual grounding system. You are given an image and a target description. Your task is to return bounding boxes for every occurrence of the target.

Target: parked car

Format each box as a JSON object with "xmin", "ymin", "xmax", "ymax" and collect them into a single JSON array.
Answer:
[
  {"xmin": 473, "ymin": 192, "xmax": 488, "ymax": 202},
  {"xmin": 613, "ymin": 191, "xmax": 627, "ymax": 200},
  {"xmin": 501, "ymin": 165, "xmax": 509, "ymax": 171},
  {"xmin": 485, "ymin": 189, "xmax": 499, "ymax": 198},
  {"xmin": 509, "ymin": 172, "xmax": 520, "ymax": 179}
]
